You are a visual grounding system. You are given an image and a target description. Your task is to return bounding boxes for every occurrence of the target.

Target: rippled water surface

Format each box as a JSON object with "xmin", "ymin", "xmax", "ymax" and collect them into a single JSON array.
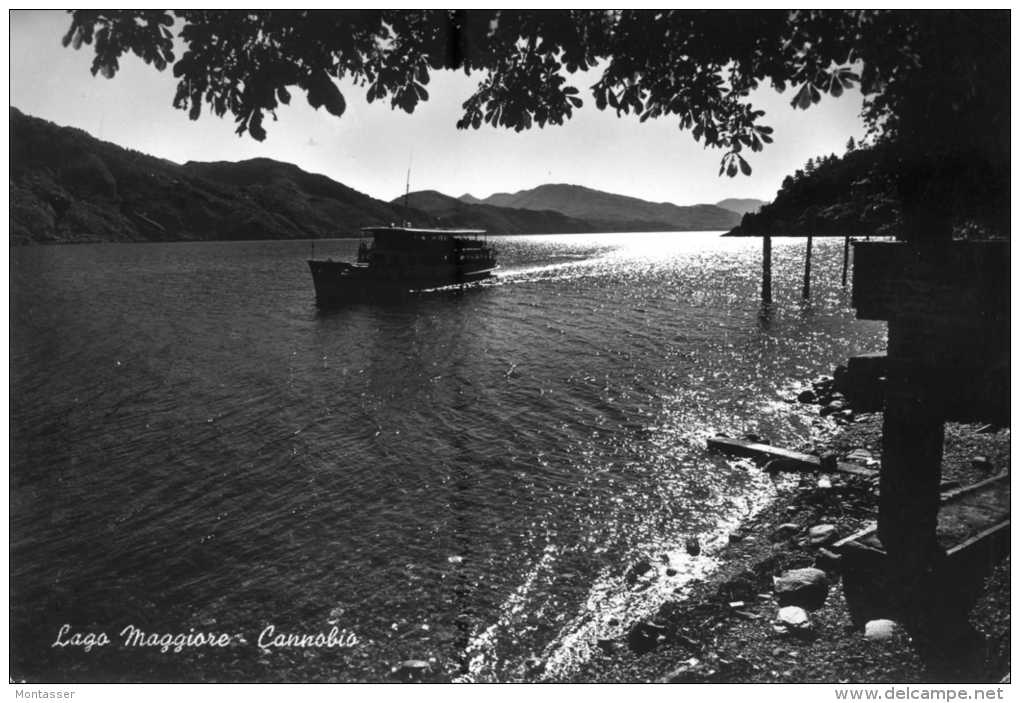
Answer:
[{"xmin": 12, "ymin": 232, "xmax": 885, "ymax": 681}]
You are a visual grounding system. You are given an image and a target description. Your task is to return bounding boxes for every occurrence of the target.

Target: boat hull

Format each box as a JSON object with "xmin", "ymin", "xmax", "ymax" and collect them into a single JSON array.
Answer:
[{"xmin": 308, "ymin": 259, "xmax": 496, "ymax": 305}]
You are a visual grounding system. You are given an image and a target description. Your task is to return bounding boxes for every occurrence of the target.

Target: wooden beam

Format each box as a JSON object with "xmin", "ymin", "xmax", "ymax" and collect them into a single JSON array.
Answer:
[
  {"xmin": 762, "ymin": 234, "xmax": 772, "ymax": 304},
  {"xmin": 706, "ymin": 436, "xmax": 877, "ymax": 478}
]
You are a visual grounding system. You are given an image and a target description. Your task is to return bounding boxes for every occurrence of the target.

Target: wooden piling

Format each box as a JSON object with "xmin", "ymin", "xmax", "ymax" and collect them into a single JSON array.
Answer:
[
  {"xmin": 842, "ymin": 236, "xmax": 851, "ymax": 286},
  {"xmin": 802, "ymin": 234, "xmax": 813, "ymax": 299},
  {"xmin": 762, "ymin": 234, "xmax": 772, "ymax": 304},
  {"xmin": 878, "ymin": 367, "xmax": 946, "ymax": 606}
]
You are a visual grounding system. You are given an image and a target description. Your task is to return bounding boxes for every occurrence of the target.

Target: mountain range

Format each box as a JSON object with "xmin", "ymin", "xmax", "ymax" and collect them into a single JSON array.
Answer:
[
  {"xmin": 455, "ymin": 184, "xmax": 757, "ymax": 230},
  {"xmin": 11, "ymin": 108, "xmax": 763, "ymax": 244}
]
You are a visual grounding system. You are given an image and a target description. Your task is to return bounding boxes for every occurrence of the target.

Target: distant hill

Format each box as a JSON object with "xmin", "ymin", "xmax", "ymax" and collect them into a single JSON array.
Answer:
[
  {"xmin": 728, "ymin": 145, "xmax": 1007, "ymax": 239},
  {"xmin": 715, "ymin": 198, "xmax": 765, "ymax": 215},
  {"xmin": 457, "ymin": 183, "xmax": 741, "ymax": 231},
  {"xmin": 393, "ymin": 190, "xmax": 596, "ymax": 234},
  {"xmin": 727, "ymin": 148, "xmax": 902, "ymax": 238},
  {"xmin": 10, "ymin": 107, "xmax": 430, "ymax": 244}
]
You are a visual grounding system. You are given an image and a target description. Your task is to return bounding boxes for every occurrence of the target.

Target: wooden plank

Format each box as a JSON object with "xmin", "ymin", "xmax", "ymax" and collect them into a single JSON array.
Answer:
[
  {"xmin": 938, "ymin": 473, "xmax": 1009, "ymax": 502},
  {"xmin": 706, "ymin": 437, "xmax": 877, "ymax": 477},
  {"xmin": 945, "ymin": 519, "xmax": 1010, "ymax": 559},
  {"xmin": 832, "ymin": 473, "xmax": 1010, "ymax": 564}
]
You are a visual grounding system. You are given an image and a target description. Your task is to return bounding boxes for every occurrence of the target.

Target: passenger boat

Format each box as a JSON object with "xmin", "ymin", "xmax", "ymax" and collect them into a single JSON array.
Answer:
[{"xmin": 308, "ymin": 226, "xmax": 498, "ymax": 305}]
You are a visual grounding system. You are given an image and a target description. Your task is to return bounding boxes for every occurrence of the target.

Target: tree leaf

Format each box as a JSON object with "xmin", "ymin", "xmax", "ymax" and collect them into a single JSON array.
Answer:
[
  {"xmin": 306, "ymin": 72, "xmax": 346, "ymax": 117},
  {"xmin": 791, "ymin": 82, "xmax": 812, "ymax": 110},
  {"xmin": 248, "ymin": 111, "xmax": 267, "ymax": 141}
]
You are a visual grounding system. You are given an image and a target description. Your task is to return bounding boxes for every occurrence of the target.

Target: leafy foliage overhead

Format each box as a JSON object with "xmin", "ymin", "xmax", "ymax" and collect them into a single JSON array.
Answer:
[
  {"xmin": 56, "ymin": 13, "xmax": 979, "ymax": 154},
  {"xmin": 62, "ymin": 10, "xmax": 1008, "ymax": 237}
]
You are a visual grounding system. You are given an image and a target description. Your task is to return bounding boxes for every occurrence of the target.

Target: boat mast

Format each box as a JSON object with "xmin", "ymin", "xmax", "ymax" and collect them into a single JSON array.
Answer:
[{"xmin": 402, "ymin": 153, "xmax": 412, "ymax": 227}]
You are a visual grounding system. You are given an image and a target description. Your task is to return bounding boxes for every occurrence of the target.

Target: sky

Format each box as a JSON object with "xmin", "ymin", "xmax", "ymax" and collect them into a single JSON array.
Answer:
[{"xmin": 10, "ymin": 10, "xmax": 867, "ymax": 206}]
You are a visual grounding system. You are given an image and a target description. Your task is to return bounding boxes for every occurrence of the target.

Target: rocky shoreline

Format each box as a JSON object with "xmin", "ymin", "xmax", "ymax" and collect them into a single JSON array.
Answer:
[{"xmin": 555, "ymin": 376, "xmax": 1010, "ymax": 684}]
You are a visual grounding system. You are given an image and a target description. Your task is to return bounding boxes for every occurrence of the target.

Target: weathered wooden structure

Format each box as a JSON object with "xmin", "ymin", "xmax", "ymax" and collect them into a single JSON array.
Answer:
[
  {"xmin": 850, "ymin": 239, "xmax": 1009, "ymax": 612},
  {"xmin": 834, "ymin": 473, "xmax": 1010, "ymax": 629},
  {"xmin": 852, "ymin": 241, "xmax": 1009, "ymax": 423},
  {"xmin": 835, "ymin": 473, "xmax": 1010, "ymax": 569}
]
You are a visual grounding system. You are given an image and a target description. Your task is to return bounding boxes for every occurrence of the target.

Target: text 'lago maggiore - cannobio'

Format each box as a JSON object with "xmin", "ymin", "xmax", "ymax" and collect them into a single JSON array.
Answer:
[{"xmin": 51, "ymin": 624, "xmax": 360, "ymax": 654}]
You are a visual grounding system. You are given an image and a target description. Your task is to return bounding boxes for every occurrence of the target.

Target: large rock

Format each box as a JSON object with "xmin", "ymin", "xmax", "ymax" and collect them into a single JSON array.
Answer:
[
  {"xmin": 806, "ymin": 524, "xmax": 838, "ymax": 546},
  {"xmin": 394, "ymin": 659, "xmax": 432, "ymax": 681},
  {"xmin": 774, "ymin": 567, "xmax": 829, "ymax": 610},
  {"xmin": 627, "ymin": 621, "xmax": 667, "ymax": 654},
  {"xmin": 864, "ymin": 619, "xmax": 899, "ymax": 641},
  {"xmin": 797, "ymin": 389, "xmax": 816, "ymax": 404},
  {"xmin": 774, "ymin": 606, "xmax": 812, "ymax": 635}
]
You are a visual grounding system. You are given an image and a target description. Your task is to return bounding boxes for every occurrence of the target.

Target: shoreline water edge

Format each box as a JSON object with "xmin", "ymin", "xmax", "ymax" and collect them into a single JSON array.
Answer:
[{"xmin": 544, "ymin": 377, "xmax": 1010, "ymax": 684}]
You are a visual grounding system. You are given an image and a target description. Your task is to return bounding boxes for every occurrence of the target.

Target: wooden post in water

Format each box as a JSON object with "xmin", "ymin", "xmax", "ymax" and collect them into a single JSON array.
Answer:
[
  {"xmin": 802, "ymin": 234, "xmax": 813, "ymax": 299},
  {"xmin": 841, "ymin": 236, "xmax": 851, "ymax": 286},
  {"xmin": 761, "ymin": 234, "xmax": 772, "ymax": 304}
]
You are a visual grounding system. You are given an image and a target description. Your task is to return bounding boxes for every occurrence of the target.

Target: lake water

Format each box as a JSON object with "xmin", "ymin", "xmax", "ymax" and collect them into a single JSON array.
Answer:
[{"xmin": 11, "ymin": 232, "xmax": 885, "ymax": 682}]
